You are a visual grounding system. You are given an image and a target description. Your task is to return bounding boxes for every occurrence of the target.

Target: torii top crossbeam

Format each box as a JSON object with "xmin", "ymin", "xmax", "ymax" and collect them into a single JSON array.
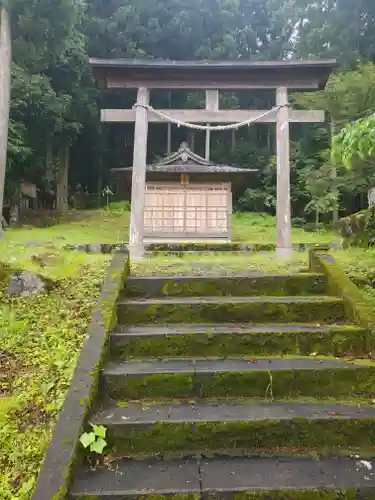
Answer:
[
  {"xmin": 90, "ymin": 58, "xmax": 336, "ymax": 90},
  {"xmin": 90, "ymin": 58, "xmax": 337, "ymax": 260}
]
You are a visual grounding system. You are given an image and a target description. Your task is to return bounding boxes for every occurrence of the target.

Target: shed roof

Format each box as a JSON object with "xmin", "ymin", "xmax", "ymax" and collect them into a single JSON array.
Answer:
[{"xmin": 90, "ymin": 58, "xmax": 337, "ymax": 91}]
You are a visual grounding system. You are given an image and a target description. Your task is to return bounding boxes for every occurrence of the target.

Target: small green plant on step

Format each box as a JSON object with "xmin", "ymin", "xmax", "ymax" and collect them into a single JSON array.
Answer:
[{"xmin": 80, "ymin": 424, "xmax": 107, "ymax": 454}]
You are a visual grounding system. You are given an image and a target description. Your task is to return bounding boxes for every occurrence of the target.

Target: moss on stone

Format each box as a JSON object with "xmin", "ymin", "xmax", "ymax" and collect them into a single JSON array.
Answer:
[
  {"xmin": 309, "ymin": 249, "xmax": 375, "ymax": 343},
  {"xmin": 146, "ymin": 495, "xmax": 200, "ymax": 500},
  {"xmin": 105, "ymin": 364, "xmax": 375, "ymax": 400},
  {"xmin": 112, "ymin": 326, "xmax": 367, "ymax": 360},
  {"xmin": 76, "ymin": 496, "xmax": 200, "ymax": 500},
  {"xmin": 337, "ymin": 209, "xmax": 369, "ymax": 248},
  {"xmin": 118, "ymin": 298, "xmax": 346, "ymax": 325},
  {"xmin": 124, "ymin": 274, "xmax": 328, "ymax": 298},
  {"xmin": 114, "ymin": 396, "xmax": 375, "ymax": 407},
  {"xmin": 105, "ymin": 418, "xmax": 375, "ymax": 457},
  {"xmin": 200, "ymin": 366, "xmax": 375, "ymax": 399},
  {"xmin": 75, "ymin": 496, "xmax": 100, "ymax": 500},
  {"xmin": 232, "ymin": 490, "xmax": 360, "ymax": 499},
  {"xmin": 72, "ymin": 490, "xmax": 368, "ymax": 500},
  {"xmin": 106, "ymin": 374, "xmax": 195, "ymax": 400}
]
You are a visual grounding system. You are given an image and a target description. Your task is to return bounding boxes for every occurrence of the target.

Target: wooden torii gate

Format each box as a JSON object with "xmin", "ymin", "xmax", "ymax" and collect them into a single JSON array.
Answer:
[{"xmin": 90, "ymin": 59, "xmax": 337, "ymax": 260}]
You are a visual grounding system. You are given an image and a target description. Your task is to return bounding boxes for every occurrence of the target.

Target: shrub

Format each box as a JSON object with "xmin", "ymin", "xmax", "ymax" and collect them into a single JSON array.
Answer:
[
  {"xmin": 105, "ymin": 201, "xmax": 131, "ymax": 214},
  {"xmin": 292, "ymin": 217, "xmax": 307, "ymax": 228}
]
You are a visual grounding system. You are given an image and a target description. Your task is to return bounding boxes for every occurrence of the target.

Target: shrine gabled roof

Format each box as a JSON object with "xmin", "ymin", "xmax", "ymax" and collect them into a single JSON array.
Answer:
[{"xmin": 111, "ymin": 143, "xmax": 257, "ymax": 176}]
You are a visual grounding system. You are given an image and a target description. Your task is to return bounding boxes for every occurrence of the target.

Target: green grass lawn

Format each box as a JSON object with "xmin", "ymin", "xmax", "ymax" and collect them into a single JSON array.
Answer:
[
  {"xmin": 4, "ymin": 209, "xmax": 336, "ymax": 248},
  {"xmin": 0, "ymin": 215, "xmax": 112, "ymax": 499},
  {"xmin": 0, "ymin": 208, "xmax": 371, "ymax": 500},
  {"xmin": 131, "ymin": 252, "xmax": 309, "ymax": 276},
  {"xmin": 232, "ymin": 212, "xmax": 335, "ymax": 244}
]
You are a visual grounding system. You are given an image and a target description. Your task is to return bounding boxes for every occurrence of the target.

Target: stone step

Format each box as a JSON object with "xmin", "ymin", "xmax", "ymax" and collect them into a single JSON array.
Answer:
[
  {"xmin": 69, "ymin": 457, "xmax": 375, "ymax": 498},
  {"xmin": 92, "ymin": 400, "xmax": 375, "ymax": 456},
  {"xmin": 101, "ymin": 357, "xmax": 375, "ymax": 400},
  {"xmin": 117, "ymin": 296, "xmax": 346, "ymax": 325},
  {"xmin": 124, "ymin": 273, "xmax": 328, "ymax": 298},
  {"xmin": 110, "ymin": 323, "xmax": 367, "ymax": 359}
]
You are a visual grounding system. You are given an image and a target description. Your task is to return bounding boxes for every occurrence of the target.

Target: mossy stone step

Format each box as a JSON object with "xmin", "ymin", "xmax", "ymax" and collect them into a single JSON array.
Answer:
[
  {"xmin": 101, "ymin": 357, "xmax": 375, "ymax": 400},
  {"xmin": 200, "ymin": 457, "xmax": 375, "ymax": 499},
  {"xmin": 69, "ymin": 457, "xmax": 375, "ymax": 499},
  {"xmin": 117, "ymin": 296, "xmax": 346, "ymax": 324},
  {"xmin": 124, "ymin": 273, "xmax": 328, "ymax": 298},
  {"xmin": 110, "ymin": 323, "xmax": 368, "ymax": 358},
  {"xmin": 92, "ymin": 401, "xmax": 375, "ymax": 456},
  {"xmin": 69, "ymin": 458, "xmax": 200, "ymax": 499}
]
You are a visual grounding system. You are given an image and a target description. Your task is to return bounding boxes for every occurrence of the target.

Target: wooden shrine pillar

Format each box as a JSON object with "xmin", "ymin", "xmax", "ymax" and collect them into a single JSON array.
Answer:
[
  {"xmin": 205, "ymin": 90, "xmax": 219, "ymax": 160},
  {"xmin": 276, "ymin": 87, "xmax": 292, "ymax": 259},
  {"xmin": 129, "ymin": 87, "xmax": 149, "ymax": 260}
]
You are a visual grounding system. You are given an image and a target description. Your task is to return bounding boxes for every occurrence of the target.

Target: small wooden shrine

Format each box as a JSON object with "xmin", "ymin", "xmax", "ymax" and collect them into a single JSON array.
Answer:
[{"xmin": 111, "ymin": 142, "xmax": 256, "ymax": 242}]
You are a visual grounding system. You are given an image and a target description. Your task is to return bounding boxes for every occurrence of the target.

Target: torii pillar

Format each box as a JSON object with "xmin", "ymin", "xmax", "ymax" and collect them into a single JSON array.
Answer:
[
  {"xmin": 129, "ymin": 87, "xmax": 149, "ymax": 260},
  {"xmin": 276, "ymin": 87, "xmax": 292, "ymax": 259}
]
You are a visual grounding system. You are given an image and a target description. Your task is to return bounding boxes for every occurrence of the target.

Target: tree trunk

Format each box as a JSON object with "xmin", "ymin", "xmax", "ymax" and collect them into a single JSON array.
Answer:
[
  {"xmin": 9, "ymin": 203, "xmax": 19, "ymax": 226},
  {"xmin": 56, "ymin": 145, "xmax": 70, "ymax": 212},
  {"xmin": 331, "ymin": 165, "xmax": 339, "ymax": 224},
  {"xmin": 97, "ymin": 175, "xmax": 102, "ymax": 208},
  {"xmin": 45, "ymin": 140, "xmax": 54, "ymax": 186},
  {"xmin": 316, "ymin": 209, "xmax": 320, "ymax": 232},
  {"xmin": 0, "ymin": 4, "xmax": 11, "ymax": 238},
  {"xmin": 330, "ymin": 119, "xmax": 339, "ymax": 224},
  {"xmin": 360, "ymin": 191, "xmax": 365, "ymax": 210},
  {"xmin": 9, "ymin": 187, "xmax": 20, "ymax": 227}
]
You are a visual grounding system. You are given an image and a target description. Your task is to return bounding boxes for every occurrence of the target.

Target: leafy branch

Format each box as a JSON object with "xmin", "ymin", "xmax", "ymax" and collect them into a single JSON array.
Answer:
[{"xmin": 332, "ymin": 115, "xmax": 375, "ymax": 168}]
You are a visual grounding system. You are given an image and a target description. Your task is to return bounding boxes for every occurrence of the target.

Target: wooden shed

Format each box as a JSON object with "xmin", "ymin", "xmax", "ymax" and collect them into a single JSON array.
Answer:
[{"xmin": 111, "ymin": 142, "xmax": 256, "ymax": 242}]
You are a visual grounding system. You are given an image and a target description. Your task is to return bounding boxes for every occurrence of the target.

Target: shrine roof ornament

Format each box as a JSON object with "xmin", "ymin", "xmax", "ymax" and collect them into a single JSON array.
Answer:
[{"xmin": 111, "ymin": 143, "xmax": 257, "ymax": 176}]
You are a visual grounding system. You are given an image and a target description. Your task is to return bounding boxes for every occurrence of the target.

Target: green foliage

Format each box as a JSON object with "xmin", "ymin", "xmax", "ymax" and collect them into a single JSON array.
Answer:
[
  {"xmin": 237, "ymin": 189, "xmax": 276, "ymax": 213},
  {"xmin": 104, "ymin": 200, "xmax": 131, "ymax": 214},
  {"xmin": 294, "ymin": 63, "xmax": 375, "ymax": 218},
  {"xmin": 0, "ymin": 224, "xmax": 109, "ymax": 498},
  {"xmin": 295, "ymin": 63, "xmax": 375, "ymax": 126},
  {"xmin": 332, "ymin": 115, "xmax": 375, "ymax": 168},
  {"xmin": 80, "ymin": 424, "xmax": 107, "ymax": 454},
  {"xmin": 5, "ymin": 0, "xmax": 375, "ymax": 217}
]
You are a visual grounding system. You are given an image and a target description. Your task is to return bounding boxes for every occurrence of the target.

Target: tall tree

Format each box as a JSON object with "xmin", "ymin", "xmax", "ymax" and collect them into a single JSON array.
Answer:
[{"xmin": 0, "ymin": 0, "xmax": 11, "ymax": 235}]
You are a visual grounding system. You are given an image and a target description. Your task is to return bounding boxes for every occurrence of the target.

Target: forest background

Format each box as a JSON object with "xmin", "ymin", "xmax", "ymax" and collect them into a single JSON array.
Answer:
[{"xmin": 6, "ymin": 0, "xmax": 375, "ymax": 224}]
